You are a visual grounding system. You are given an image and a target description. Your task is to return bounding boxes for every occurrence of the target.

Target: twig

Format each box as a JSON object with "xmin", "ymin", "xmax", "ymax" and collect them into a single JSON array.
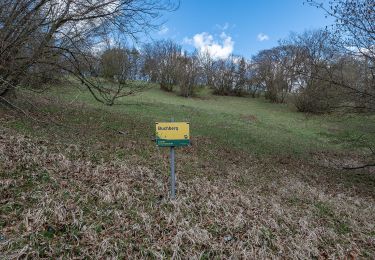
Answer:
[
  {"xmin": 343, "ymin": 164, "xmax": 375, "ymax": 170},
  {"xmin": 68, "ymin": 92, "xmax": 81, "ymax": 105},
  {"xmin": 0, "ymin": 96, "xmax": 32, "ymax": 118},
  {"xmin": 0, "ymin": 95, "xmax": 74, "ymax": 130}
]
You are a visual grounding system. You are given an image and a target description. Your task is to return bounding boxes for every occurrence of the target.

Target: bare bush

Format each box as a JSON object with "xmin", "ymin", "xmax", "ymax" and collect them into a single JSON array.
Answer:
[
  {"xmin": 293, "ymin": 79, "xmax": 340, "ymax": 113},
  {"xmin": 283, "ymin": 29, "xmax": 368, "ymax": 113},
  {"xmin": 306, "ymin": 0, "xmax": 375, "ymax": 112}
]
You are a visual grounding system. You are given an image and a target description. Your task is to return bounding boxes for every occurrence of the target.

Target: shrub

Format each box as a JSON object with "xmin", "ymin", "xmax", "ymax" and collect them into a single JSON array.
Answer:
[{"xmin": 293, "ymin": 81, "xmax": 339, "ymax": 113}]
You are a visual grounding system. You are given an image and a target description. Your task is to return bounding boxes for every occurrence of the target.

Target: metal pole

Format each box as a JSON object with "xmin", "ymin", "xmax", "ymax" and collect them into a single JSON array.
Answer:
[
  {"xmin": 170, "ymin": 117, "xmax": 176, "ymax": 199},
  {"xmin": 170, "ymin": 145, "xmax": 176, "ymax": 199}
]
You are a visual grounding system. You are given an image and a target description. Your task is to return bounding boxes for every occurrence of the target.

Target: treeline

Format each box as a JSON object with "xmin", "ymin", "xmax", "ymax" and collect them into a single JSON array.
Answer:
[
  {"xmin": 95, "ymin": 25, "xmax": 373, "ymax": 114},
  {"xmin": 95, "ymin": 0, "xmax": 375, "ymax": 113},
  {"xmin": 1, "ymin": 0, "xmax": 373, "ymax": 113}
]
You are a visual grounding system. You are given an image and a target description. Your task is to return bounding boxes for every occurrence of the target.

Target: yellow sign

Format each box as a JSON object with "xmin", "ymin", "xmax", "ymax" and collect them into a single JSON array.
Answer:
[{"xmin": 155, "ymin": 122, "xmax": 190, "ymax": 147}]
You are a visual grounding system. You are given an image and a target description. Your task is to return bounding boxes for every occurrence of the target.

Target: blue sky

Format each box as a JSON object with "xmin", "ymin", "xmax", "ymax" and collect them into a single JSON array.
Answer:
[{"xmin": 148, "ymin": 0, "xmax": 334, "ymax": 59}]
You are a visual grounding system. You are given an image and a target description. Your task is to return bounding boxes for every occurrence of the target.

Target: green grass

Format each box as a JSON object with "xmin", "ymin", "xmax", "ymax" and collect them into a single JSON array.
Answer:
[
  {"xmin": 49, "ymin": 83, "xmax": 375, "ymax": 156},
  {"xmin": 1, "ymin": 82, "xmax": 375, "ymax": 258}
]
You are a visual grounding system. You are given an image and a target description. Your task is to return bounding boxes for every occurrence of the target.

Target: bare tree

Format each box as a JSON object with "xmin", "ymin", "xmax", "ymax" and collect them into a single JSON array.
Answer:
[
  {"xmin": 176, "ymin": 51, "xmax": 200, "ymax": 97},
  {"xmin": 205, "ymin": 55, "xmax": 257, "ymax": 97},
  {"xmin": 100, "ymin": 47, "xmax": 142, "ymax": 82},
  {"xmin": 234, "ymin": 57, "xmax": 247, "ymax": 96},
  {"xmin": 142, "ymin": 40, "xmax": 181, "ymax": 92},
  {"xmin": 246, "ymin": 62, "xmax": 264, "ymax": 98},
  {"xmin": 306, "ymin": 0, "xmax": 375, "ymax": 111},
  {"xmin": 197, "ymin": 51, "xmax": 215, "ymax": 87},
  {"xmin": 252, "ymin": 47, "xmax": 294, "ymax": 103},
  {"xmin": 91, "ymin": 46, "xmax": 146, "ymax": 105},
  {"xmin": 0, "ymin": 0, "xmax": 178, "ymax": 105},
  {"xmin": 282, "ymin": 29, "xmax": 373, "ymax": 113}
]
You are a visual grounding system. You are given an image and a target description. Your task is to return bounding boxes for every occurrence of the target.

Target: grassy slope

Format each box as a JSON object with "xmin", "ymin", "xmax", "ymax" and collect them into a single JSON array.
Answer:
[
  {"xmin": 60, "ymin": 84, "xmax": 375, "ymax": 155},
  {"xmin": 1, "ymin": 84, "xmax": 375, "ymax": 258}
]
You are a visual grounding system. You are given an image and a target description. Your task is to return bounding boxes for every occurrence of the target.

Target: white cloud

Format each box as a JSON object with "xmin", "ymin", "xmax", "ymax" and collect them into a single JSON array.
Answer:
[
  {"xmin": 345, "ymin": 45, "xmax": 375, "ymax": 60},
  {"xmin": 182, "ymin": 37, "xmax": 193, "ymax": 45},
  {"xmin": 185, "ymin": 32, "xmax": 234, "ymax": 60},
  {"xmin": 91, "ymin": 37, "xmax": 116, "ymax": 54},
  {"xmin": 215, "ymin": 22, "xmax": 236, "ymax": 31},
  {"xmin": 158, "ymin": 25, "xmax": 169, "ymax": 35},
  {"xmin": 215, "ymin": 22, "xmax": 229, "ymax": 31},
  {"xmin": 257, "ymin": 33, "xmax": 270, "ymax": 42}
]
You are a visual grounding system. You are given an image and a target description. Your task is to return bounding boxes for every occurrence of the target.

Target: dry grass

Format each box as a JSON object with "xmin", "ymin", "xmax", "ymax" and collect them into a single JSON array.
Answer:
[
  {"xmin": 1, "ymin": 125, "xmax": 374, "ymax": 258},
  {"xmin": 1, "ymin": 90, "xmax": 375, "ymax": 258}
]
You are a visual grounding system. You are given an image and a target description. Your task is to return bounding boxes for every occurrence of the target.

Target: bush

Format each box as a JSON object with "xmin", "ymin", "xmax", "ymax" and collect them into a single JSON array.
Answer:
[{"xmin": 293, "ymin": 81, "xmax": 339, "ymax": 113}]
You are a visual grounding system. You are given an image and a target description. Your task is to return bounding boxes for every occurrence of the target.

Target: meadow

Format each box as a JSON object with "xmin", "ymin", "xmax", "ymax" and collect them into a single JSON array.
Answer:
[
  {"xmin": 1, "ymin": 83, "xmax": 374, "ymax": 258},
  {"xmin": 51, "ymin": 83, "xmax": 375, "ymax": 156}
]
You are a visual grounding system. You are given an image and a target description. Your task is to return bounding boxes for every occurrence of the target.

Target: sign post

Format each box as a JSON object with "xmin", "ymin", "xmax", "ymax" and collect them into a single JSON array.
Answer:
[
  {"xmin": 155, "ymin": 120, "xmax": 190, "ymax": 199},
  {"xmin": 170, "ymin": 140, "xmax": 176, "ymax": 199}
]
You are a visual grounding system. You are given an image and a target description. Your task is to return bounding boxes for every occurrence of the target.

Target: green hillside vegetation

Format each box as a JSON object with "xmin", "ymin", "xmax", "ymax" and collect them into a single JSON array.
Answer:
[
  {"xmin": 1, "ymin": 82, "xmax": 374, "ymax": 258},
  {"xmin": 43, "ymin": 82, "xmax": 375, "ymax": 156}
]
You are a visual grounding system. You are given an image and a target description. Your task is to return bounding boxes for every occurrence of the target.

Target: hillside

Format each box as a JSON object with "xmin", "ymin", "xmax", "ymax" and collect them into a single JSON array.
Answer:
[{"xmin": 1, "ymin": 84, "xmax": 375, "ymax": 258}]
